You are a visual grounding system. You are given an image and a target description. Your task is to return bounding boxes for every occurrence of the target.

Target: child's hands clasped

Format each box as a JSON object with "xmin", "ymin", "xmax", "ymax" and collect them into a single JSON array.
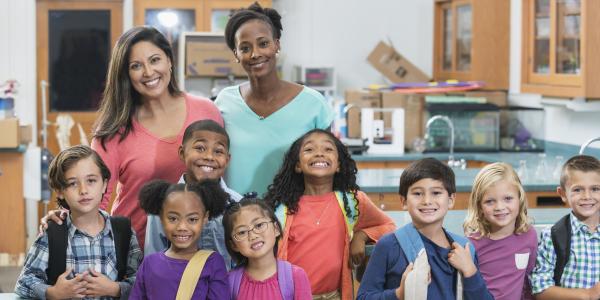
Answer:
[
  {"xmin": 447, "ymin": 242, "xmax": 477, "ymax": 278},
  {"xmin": 46, "ymin": 267, "xmax": 88, "ymax": 299},
  {"xmin": 82, "ymin": 269, "xmax": 121, "ymax": 298}
]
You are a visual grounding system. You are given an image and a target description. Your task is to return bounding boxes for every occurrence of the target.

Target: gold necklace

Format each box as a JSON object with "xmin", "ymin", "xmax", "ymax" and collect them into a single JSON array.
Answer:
[{"xmin": 306, "ymin": 199, "xmax": 333, "ymax": 226}]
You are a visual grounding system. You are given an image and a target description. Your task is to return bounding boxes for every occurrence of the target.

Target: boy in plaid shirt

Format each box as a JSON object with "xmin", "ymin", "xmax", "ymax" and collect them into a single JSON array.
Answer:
[
  {"xmin": 15, "ymin": 145, "xmax": 142, "ymax": 299},
  {"xmin": 531, "ymin": 155, "xmax": 600, "ymax": 299}
]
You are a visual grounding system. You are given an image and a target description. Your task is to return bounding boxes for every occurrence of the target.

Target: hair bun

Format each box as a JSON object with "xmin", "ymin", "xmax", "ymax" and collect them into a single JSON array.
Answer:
[{"xmin": 263, "ymin": 8, "xmax": 283, "ymax": 33}]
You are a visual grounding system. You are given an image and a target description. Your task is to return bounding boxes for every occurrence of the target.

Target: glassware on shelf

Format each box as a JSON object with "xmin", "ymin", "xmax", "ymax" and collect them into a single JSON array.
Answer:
[
  {"xmin": 552, "ymin": 155, "xmax": 564, "ymax": 182},
  {"xmin": 517, "ymin": 160, "xmax": 529, "ymax": 182},
  {"xmin": 535, "ymin": 153, "xmax": 549, "ymax": 182}
]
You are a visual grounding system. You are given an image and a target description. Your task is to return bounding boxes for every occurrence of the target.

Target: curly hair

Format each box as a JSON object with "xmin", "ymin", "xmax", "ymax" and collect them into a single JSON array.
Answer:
[
  {"xmin": 264, "ymin": 129, "xmax": 360, "ymax": 220},
  {"xmin": 222, "ymin": 197, "xmax": 282, "ymax": 267},
  {"xmin": 224, "ymin": 2, "xmax": 283, "ymax": 51},
  {"xmin": 463, "ymin": 162, "xmax": 531, "ymax": 238}
]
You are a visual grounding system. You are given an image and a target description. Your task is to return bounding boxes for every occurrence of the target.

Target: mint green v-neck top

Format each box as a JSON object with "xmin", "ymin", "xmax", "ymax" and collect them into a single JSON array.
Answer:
[{"xmin": 215, "ymin": 85, "xmax": 333, "ymax": 196}]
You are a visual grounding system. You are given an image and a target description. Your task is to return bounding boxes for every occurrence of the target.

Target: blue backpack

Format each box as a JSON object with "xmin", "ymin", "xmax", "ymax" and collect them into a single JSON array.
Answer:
[
  {"xmin": 228, "ymin": 259, "xmax": 294, "ymax": 300},
  {"xmin": 393, "ymin": 223, "xmax": 475, "ymax": 263}
]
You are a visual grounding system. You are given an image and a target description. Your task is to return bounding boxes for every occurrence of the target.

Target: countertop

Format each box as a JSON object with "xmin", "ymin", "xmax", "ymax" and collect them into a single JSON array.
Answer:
[{"xmin": 354, "ymin": 141, "xmax": 600, "ymax": 193}]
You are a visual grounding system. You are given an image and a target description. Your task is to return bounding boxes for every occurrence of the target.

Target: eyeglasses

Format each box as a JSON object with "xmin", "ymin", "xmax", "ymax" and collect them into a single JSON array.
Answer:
[{"xmin": 232, "ymin": 221, "xmax": 273, "ymax": 241}]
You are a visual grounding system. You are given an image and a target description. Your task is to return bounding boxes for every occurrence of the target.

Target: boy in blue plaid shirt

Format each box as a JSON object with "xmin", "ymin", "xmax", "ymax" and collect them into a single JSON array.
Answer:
[
  {"xmin": 15, "ymin": 145, "xmax": 142, "ymax": 299},
  {"xmin": 531, "ymin": 155, "xmax": 600, "ymax": 299}
]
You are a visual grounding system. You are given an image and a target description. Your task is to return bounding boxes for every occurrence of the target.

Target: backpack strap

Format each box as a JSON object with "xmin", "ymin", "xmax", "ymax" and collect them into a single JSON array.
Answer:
[
  {"xmin": 228, "ymin": 267, "xmax": 244, "ymax": 300},
  {"xmin": 551, "ymin": 214, "xmax": 572, "ymax": 286},
  {"xmin": 275, "ymin": 205, "xmax": 287, "ymax": 229},
  {"xmin": 395, "ymin": 224, "xmax": 476, "ymax": 300},
  {"xmin": 277, "ymin": 259, "xmax": 295, "ymax": 300},
  {"xmin": 46, "ymin": 220, "xmax": 68, "ymax": 285},
  {"xmin": 447, "ymin": 231, "xmax": 476, "ymax": 262},
  {"xmin": 110, "ymin": 216, "xmax": 132, "ymax": 281},
  {"xmin": 334, "ymin": 191, "xmax": 357, "ymax": 238},
  {"xmin": 394, "ymin": 223, "xmax": 424, "ymax": 262},
  {"xmin": 176, "ymin": 250, "xmax": 214, "ymax": 300},
  {"xmin": 447, "ymin": 231, "xmax": 476, "ymax": 300}
]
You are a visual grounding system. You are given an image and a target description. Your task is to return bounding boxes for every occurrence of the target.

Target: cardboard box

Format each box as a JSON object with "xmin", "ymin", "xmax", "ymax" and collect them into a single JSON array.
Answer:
[
  {"xmin": 0, "ymin": 118, "xmax": 19, "ymax": 148},
  {"xmin": 19, "ymin": 124, "xmax": 32, "ymax": 145},
  {"xmin": 382, "ymin": 92, "xmax": 425, "ymax": 150},
  {"xmin": 186, "ymin": 41, "xmax": 245, "ymax": 77},
  {"xmin": 345, "ymin": 90, "xmax": 382, "ymax": 138},
  {"xmin": 367, "ymin": 41, "xmax": 429, "ymax": 83}
]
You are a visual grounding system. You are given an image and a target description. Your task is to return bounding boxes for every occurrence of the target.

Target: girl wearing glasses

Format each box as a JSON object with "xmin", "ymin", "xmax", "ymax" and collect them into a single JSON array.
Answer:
[{"xmin": 223, "ymin": 197, "xmax": 312, "ymax": 300}]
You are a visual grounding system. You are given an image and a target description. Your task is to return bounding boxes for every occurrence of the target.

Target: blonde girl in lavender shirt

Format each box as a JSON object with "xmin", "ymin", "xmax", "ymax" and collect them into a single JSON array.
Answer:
[{"xmin": 464, "ymin": 162, "xmax": 538, "ymax": 300}]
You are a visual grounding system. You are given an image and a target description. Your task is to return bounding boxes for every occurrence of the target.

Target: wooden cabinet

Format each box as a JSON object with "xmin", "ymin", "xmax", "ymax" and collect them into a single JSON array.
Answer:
[
  {"xmin": 356, "ymin": 159, "xmax": 488, "ymax": 170},
  {"xmin": 367, "ymin": 190, "xmax": 565, "ymax": 211},
  {"xmin": 433, "ymin": 0, "xmax": 510, "ymax": 90},
  {"xmin": 0, "ymin": 152, "xmax": 25, "ymax": 256},
  {"xmin": 134, "ymin": 0, "xmax": 272, "ymax": 33},
  {"xmin": 521, "ymin": 0, "xmax": 600, "ymax": 98}
]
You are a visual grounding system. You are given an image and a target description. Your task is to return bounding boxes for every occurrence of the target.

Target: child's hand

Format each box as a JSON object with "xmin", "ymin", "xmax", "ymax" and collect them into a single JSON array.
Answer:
[
  {"xmin": 83, "ymin": 269, "xmax": 121, "ymax": 298},
  {"xmin": 350, "ymin": 231, "xmax": 368, "ymax": 266},
  {"xmin": 38, "ymin": 209, "xmax": 68, "ymax": 235},
  {"xmin": 46, "ymin": 267, "xmax": 87, "ymax": 299},
  {"xmin": 395, "ymin": 263, "xmax": 413, "ymax": 300},
  {"xmin": 447, "ymin": 242, "xmax": 477, "ymax": 278},
  {"xmin": 588, "ymin": 281, "xmax": 600, "ymax": 299}
]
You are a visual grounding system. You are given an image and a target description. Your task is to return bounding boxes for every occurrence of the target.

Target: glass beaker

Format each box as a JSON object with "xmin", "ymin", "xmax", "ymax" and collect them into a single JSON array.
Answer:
[
  {"xmin": 535, "ymin": 153, "xmax": 549, "ymax": 182},
  {"xmin": 552, "ymin": 155, "xmax": 564, "ymax": 182},
  {"xmin": 517, "ymin": 160, "xmax": 529, "ymax": 182}
]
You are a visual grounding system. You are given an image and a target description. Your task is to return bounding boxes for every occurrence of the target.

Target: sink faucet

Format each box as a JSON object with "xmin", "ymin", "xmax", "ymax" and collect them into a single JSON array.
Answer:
[
  {"xmin": 579, "ymin": 136, "xmax": 600, "ymax": 154},
  {"xmin": 425, "ymin": 115, "xmax": 461, "ymax": 168}
]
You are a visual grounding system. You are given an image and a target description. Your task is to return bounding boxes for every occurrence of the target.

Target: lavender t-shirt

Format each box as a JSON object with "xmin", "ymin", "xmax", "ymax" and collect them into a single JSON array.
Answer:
[
  {"xmin": 129, "ymin": 251, "xmax": 230, "ymax": 300},
  {"xmin": 468, "ymin": 227, "xmax": 538, "ymax": 300}
]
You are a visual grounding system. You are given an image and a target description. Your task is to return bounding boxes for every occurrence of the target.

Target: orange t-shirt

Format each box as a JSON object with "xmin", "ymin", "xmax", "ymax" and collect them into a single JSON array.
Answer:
[{"xmin": 286, "ymin": 192, "xmax": 345, "ymax": 294}]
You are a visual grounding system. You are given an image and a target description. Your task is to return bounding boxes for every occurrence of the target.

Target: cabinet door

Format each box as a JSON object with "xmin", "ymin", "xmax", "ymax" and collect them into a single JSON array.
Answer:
[
  {"xmin": 533, "ymin": 0, "xmax": 551, "ymax": 74},
  {"xmin": 526, "ymin": 0, "xmax": 582, "ymax": 87},
  {"xmin": 435, "ymin": 0, "xmax": 472, "ymax": 75},
  {"xmin": 134, "ymin": 0, "xmax": 202, "ymax": 69},
  {"xmin": 555, "ymin": 0, "xmax": 581, "ymax": 75},
  {"xmin": 455, "ymin": 3, "xmax": 472, "ymax": 71},
  {"xmin": 36, "ymin": 0, "xmax": 123, "ymax": 218},
  {"xmin": 441, "ymin": 3, "xmax": 453, "ymax": 71}
]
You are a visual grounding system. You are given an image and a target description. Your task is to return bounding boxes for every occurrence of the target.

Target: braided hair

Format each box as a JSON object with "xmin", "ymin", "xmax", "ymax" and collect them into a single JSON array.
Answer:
[{"xmin": 264, "ymin": 129, "xmax": 360, "ymax": 220}]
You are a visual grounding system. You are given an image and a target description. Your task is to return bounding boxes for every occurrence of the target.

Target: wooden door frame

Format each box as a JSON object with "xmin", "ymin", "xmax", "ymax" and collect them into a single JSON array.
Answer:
[{"xmin": 36, "ymin": 0, "xmax": 123, "ymax": 214}]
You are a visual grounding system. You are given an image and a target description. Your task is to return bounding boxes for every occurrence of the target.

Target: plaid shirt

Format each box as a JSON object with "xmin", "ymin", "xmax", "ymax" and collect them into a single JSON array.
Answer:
[
  {"xmin": 531, "ymin": 212, "xmax": 600, "ymax": 294},
  {"xmin": 15, "ymin": 210, "xmax": 142, "ymax": 300}
]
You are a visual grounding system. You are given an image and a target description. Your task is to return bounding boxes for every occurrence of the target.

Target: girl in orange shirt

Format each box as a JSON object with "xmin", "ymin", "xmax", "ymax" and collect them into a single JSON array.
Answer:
[{"xmin": 264, "ymin": 129, "xmax": 396, "ymax": 300}]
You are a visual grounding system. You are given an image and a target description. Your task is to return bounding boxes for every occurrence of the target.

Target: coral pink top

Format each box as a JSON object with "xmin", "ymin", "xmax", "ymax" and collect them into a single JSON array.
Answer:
[
  {"xmin": 286, "ymin": 192, "xmax": 346, "ymax": 294},
  {"xmin": 237, "ymin": 265, "xmax": 312, "ymax": 300},
  {"xmin": 91, "ymin": 93, "xmax": 223, "ymax": 248},
  {"xmin": 278, "ymin": 191, "xmax": 396, "ymax": 299}
]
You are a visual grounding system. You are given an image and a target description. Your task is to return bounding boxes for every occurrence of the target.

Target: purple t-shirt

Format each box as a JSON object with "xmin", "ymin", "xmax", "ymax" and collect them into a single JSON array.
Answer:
[
  {"xmin": 468, "ymin": 227, "xmax": 538, "ymax": 300},
  {"xmin": 129, "ymin": 251, "xmax": 230, "ymax": 300}
]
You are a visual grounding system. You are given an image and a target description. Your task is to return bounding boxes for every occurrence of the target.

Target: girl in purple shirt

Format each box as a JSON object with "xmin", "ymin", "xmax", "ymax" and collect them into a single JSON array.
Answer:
[
  {"xmin": 130, "ymin": 180, "xmax": 230, "ymax": 300},
  {"xmin": 464, "ymin": 162, "xmax": 538, "ymax": 300}
]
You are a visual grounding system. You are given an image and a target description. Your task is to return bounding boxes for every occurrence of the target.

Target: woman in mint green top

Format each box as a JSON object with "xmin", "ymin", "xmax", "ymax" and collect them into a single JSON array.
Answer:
[{"xmin": 215, "ymin": 3, "xmax": 333, "ymax": 196}]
